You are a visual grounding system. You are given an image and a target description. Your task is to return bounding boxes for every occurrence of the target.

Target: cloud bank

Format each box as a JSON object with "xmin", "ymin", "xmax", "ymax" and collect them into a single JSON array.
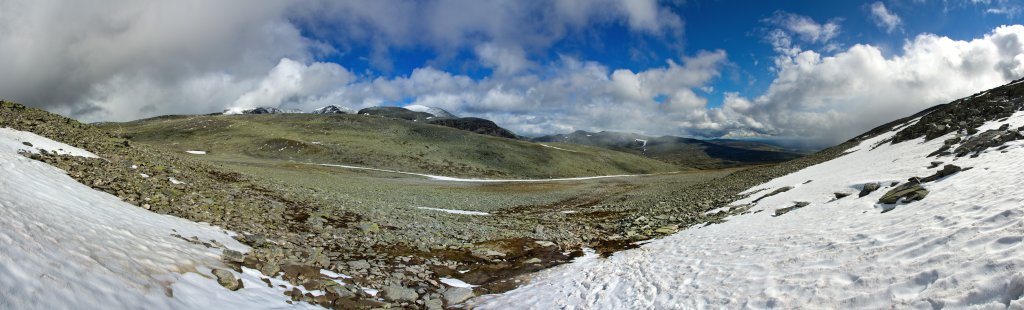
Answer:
[{"xmin": 0, "ymin": 1, "xmax": 1023, "ymax": 147}]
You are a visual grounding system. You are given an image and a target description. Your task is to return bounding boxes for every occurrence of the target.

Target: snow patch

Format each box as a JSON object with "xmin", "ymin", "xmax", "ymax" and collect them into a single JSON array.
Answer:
[
  {"xmin": 473, "ymin": 112, "xmax": 1024, "ymax": 309},
  {"xmin": 440, "ymin": 277, "xmax": 479, "ymax": 288},
  {"xmin": 539, "ymin": 144, "xmax": 578, "ymax": 153},
  {"xmin": 417, "ymin": 207, "xmax": 490, "ymax": 216},
  {"xmin": 0, "ymin": 128, "xmax": 311, "ymax": 309},
  {"xmin": 185, "ymin": 150, "xmax": 206, "ymax": 155},
  {"xmin": 0, "ymin": 127, "xmax": 96, "ymax": 157},
  {"xmin": 313, "ymin": 163, "xmax": 655, "ymax": 183}
]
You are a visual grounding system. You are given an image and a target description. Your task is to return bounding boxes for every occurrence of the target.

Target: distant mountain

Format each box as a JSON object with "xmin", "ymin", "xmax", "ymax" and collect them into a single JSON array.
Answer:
[
  {"xmin": 357, "ymin": 106, "xmax": 434, "ymax": 121},
  {"xmin": 223, "ymin": 107, "xmax": 303, "ymax": 115},
  {"xmin": 426, "ymin": 117, "xmax": 518, "ymax": 139},
  {"xmin": 404, "ymin": 104, "xmax": 457, "ymax": 118},
  {"xmin": 358, "ymin": 106, "xmax": 519, "ymax": 139},
  {"xmin": 533, "ymin": 130, "xmax": 803, "ymax": 169},
  {"xmin": 311, "ymin": 105, "xmax": 354, "ymax": 114}
]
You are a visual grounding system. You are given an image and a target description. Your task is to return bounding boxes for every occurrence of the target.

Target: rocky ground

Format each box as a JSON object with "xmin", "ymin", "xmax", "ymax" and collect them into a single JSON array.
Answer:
[{"xmin": 1, "ymin": 100, "xmax": 858, "ymax": 309}]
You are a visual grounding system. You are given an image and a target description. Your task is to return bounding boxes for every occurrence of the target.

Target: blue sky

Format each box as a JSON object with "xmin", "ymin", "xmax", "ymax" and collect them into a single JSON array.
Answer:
[
  {"xmin": 1, "ymin": 0, "xmax": 1023, "ymax": 147},
  {"xmin": 307, "ymin": 0, "xmax": 1022, "ymax": 111}
]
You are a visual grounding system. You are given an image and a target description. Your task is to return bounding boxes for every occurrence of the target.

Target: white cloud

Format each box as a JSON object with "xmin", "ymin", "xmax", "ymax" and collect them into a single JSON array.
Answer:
[
  {"xmin": 0, "ymin": 0, "xmax": 685, "ymax": 122},
  {"xmin": 475, "ymin": 43, "xmax": 534, "ymax": 75},
  {"xmin": 869, "ymin": 2, "xmax": 903, "ymax": 33},
  {"xmin": 231, "ymin": 59, "xmax": 355, "ymax": 111},
  {"xmin": 763, "ymin": 12, "xmax": 842, "ymax": 56},
  {"xmin": 722, "ymin": 25, "xmax": 1024, "ymax": 145}
]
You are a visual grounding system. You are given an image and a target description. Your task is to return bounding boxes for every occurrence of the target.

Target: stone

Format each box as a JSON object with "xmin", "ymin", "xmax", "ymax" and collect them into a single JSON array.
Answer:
[
  {"xmin": 222, "ymin": 249, "xmax": 245, "ymax": 263},
  {"xmin": 21, "ymin": 141, "xmax": 32, "ymax": 147},
  {"xmin": 356, "ymin": 222, "xmax": 380, "ymax": 233},
  {"xmin": 921, "ymin": 164, "xmax": 962, "ymax": 182},
  {"xmin": 859, "ymin": 182, "xmax": 880, "ymax": 197},
  {"xmin": 443, "ymin": 287, "xmax": 474, "ymax": 305},
  {"xmin": 424, "ymin": 298, "xmax": 444, "ymax": 310},
  {"xmin": 212, "ymin": 269, "xmax": 242, "ymax": 291},
  {"xmin": 878, "ymin": 179, "xmax": 929, "ymax": 204},
  {"xmin": 347, "ymin": 260, "xmax": 371, "ymax": 270},
  {"xmin": 654, "ymin": 225, "xmax": 678, "ymax": 234},
  {"xmin": 833, "ymin": 192, "xmax": 851, "ymax": 199},
  {"xmin": 382, "ymin": 285, "xmax": 418, "ymax": 302}
]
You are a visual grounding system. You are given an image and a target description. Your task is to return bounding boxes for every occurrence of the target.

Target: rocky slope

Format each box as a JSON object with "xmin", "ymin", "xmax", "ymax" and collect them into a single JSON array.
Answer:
[
  {"xmin": 474, "ymin": 77, "xmax": 1024, "ymax": 308},
  {"xmin": 534, "ymin": 130, "xmax": 804, "ymax": 169}
]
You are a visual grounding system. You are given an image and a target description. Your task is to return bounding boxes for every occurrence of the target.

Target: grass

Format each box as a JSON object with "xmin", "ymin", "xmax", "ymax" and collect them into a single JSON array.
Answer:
[{"xmin": 100, "ymin": 114, "xmax": 682, "ymax": 179}]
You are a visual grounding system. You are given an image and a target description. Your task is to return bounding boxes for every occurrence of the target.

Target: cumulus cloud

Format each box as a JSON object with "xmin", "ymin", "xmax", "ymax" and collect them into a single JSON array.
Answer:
[
  {"xmin": 292, "ymin": 0, "xmax": 683, "ymax": 70},
  {"xmin": 0, "ymin": 0, "xmax": 684, "ymax": 122},
  {"xmin": 763, "ymin": 12, "xmax": 842, "ymax": 55},
  {"xmin": 869, "ymin": 2, "xmax": 903, "ymax": 33},
  {"xmin": 3, "ymin": 1, "xmax": 1024, "ymax": 149},
  {"xmin": 721, "ymin": 25, "xmax": 1024, "ymax": 145}
]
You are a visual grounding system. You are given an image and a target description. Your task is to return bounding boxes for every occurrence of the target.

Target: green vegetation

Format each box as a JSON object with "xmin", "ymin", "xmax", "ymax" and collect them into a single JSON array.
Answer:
[{"xmin": 100, "ymin": 113, "xmax": 681, "ymax": 179}]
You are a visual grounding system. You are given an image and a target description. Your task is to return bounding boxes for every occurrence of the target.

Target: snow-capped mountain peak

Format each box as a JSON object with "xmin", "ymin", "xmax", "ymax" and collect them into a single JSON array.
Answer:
[
  {"xmin": 403, "ymin": 104, "xmax": 457, "ymax": 118},
  {"xmin": 311, "ymin": 105, "xmax": 354, "ymax": 114}
]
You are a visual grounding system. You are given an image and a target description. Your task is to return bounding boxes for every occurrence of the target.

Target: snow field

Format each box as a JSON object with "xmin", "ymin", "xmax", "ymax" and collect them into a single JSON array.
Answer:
[{"xmin": 472, "ymin": 112, "xmax": 1024, "ymax": 309}]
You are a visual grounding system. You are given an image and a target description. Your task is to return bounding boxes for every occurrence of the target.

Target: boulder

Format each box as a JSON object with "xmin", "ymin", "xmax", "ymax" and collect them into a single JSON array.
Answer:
[
  {"xmin": 443, "ymin": 287, "xmax": 474, "ymax": 305},
  {"xmin": 858, "ymin": 182, "xmax": 881, "ymax": 197},
  {"xmin": 222, "ymin": 249, "xmax": 245, "ymax": 263},
  {"xmin": 212, "ymin": 269, "xmax": 242, "ymax": 291},
  {"xmin": 921, "ymin": 164, "xmax": 962, "ymax": 182},
  {"xmin": 382, "ymin": 285, "xmax": 418, "ymax": 302},
  {"xmin": 878, "ymin": 179, "xmax": 929, "ymax": 204}
]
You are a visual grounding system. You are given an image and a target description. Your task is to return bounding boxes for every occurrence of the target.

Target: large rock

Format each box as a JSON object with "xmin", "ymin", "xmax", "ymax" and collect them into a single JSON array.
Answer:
[
  {"xmin": 878, "ymin": 179, "xmax": 929, "ymax": 204},
  {"xmin": 382, "ymin": 285, "xmax": 418, "ymax": 302},
  {"xmin": 222, "ymin": 249, "xmax": 245, "ymax": 264},
  {"xmin": 212, "ymin": 269, "xmax": 242, "ymax": 291},
  {"xmin": 443, "ymin": 287, "xmax": 474, "ymax": 305},
  {"xmin": 921, "ymin": 164, "xmax": 962, "ymax": 182},
  {"xmin": 859, "ymin": 182, "xmax": 880, "ymax": 197}
]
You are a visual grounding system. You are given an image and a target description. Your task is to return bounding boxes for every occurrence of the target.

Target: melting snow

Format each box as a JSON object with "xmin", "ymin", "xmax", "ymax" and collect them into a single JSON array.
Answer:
[
  {"xmin": 314, "ymin": 163, "xmax": 653, "ymax": 182},
  {"xmin": 440, "ymin": 277, "xmax": 479, "ymax": 288},
  {"xmin": 0, "ymin": 127, "xmax": 314, "ymax": 309},
  {"xmin": 473, "ymin": 113, "xmax": 1024, "ymax": 309},
  {"xmin": 417, "ymin": 207, "xmax": 490, "ymax": 216},
  {"xmin": 185, "ymin": 150, "xmax": 206, "ymax": 155},
  {"xmin": 539, "ymin": 144, "xmax": 578, "ymax": 153}
]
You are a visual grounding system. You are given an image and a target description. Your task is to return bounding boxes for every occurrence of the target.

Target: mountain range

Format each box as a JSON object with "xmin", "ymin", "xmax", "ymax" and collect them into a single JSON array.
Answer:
[{"xmin": 533, "ymin": 130, "xmax": 805, "ymax": 169}]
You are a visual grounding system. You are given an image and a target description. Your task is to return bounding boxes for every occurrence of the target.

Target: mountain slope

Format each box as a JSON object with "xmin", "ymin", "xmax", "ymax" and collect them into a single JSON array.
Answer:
[
  {"xmin": 534, "ymin": 130, "xmax": 804, "ymax": 169},
  {"xmin": 474, "ymin": 78, "xmax": 1024, "ymax": 308},
  {"xmin": 99, "ymin": 113, "xmax": 680, "ymax": 179}
]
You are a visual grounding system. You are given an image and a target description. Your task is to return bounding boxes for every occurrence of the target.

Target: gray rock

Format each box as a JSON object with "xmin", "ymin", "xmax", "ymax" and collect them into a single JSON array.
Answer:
[
  {"xmin": 921, "ymin": 164, "xmax": 962, "ymax": 182},
  {"xmin": 382, "ymin": 285, "xmax": 418, "ymax": 302},
  {"xmin": 347, "ymin": 260, "xmax": 371, "ymax": 270},
  {"xmin": 859, "ymin": 182, "xmax": 881, "ymax": 197},
  {"xmin": 878, "ymin": 179, "xmax": 929, "ymax": 205},
  {"xmin": 212, "ymin": 269, "xmax": 242, "ymax": 291},
  {"xmin": 424, "ymin": 298, "xmax": 444, "ymax": 310},
  {"xmin": 833, "ymin": 192, "xmax": 851, "ymax": 199},
  {"xmin": 443, "ymin": 287, "xmax": 474, "ymax": 305},
  {"xmin": 222, "ymin": 249, "xmax": 245, "ymax": 263}
]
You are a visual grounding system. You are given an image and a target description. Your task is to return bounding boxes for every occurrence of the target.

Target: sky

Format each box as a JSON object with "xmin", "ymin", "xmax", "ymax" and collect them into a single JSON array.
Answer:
[{"xmin": 1, "ymin": 0, "xmax": 1023, "ymax": 147}]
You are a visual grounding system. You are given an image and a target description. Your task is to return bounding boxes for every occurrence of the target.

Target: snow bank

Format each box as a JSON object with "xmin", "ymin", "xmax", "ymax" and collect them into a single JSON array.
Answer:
[
  {"xmin": 314, "ymin": 163, "xmax": 653, "ymax": 182},
  {"xmin": 472, "ymin": 113, "xmax": 1024, "ymax": 309},
  {"xmin": 0, "ymin": 128, "xmax": 315, "ymax": 309},
  {"xmin": 417, "ymin": 207, "xmax": 490, "ymax": 215}
]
